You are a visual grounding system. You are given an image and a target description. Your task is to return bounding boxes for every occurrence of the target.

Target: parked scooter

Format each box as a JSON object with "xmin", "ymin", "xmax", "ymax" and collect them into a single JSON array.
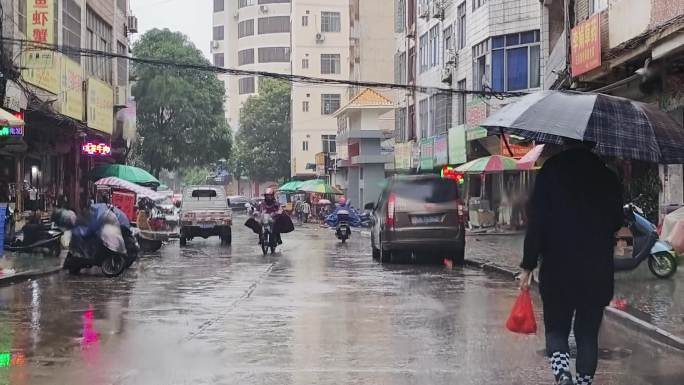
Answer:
[
  {"xmin": 615, "ymin": 203, "xmax": 678, "ymax": 279},
  {"xmin": 359, "ymin": 210, "xmax": 372, "ymax": 228},
  {"xmin": 63, "ymin": 204, "xmax": 139, "ymax": 277},
  {"xmin": 5, "ymin": 223, "xmax": 63, "ymax": 258},
  {"xmin": 335, "ymin": 209, "xmax": 351, "ymax": 243}
]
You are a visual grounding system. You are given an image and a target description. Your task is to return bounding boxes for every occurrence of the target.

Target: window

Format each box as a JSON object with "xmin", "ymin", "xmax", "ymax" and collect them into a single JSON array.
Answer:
[
  {"xmin": 18, "ymin": 0, "xmax": 26, "ymax": 34},
  {"xmin": 117, "ymin": 0, "xmax": 126, "ymax": 11},
  {"xmin": 303, "ymin": 101, "xmax": 309, "ymax": 112},
  {"xmin": 472, "ymin": 40, "xmax": 488, "ymax": 90},
  {"xmin": 491, "ymin": 30, "xmax": 541, "ymax": 91},
  {"xmin": 588, "ymin": 0, "xmax": 608, "ymax": 14},
  {"xmin": 259, "ymin": 0, "xmax": 291, "ymax": 3},
  {"xmin": 429, "ymin": 95, "xmax": 438, "ymax": 134},
  {"xmin": 63, "ymin": 0, "xmax": 81, "ymax": 62},
  {"xmin": 322, "ymin": 135, "xmax": 336, "ymax": 153},
  {"xmin": 472, "ymin": 0, "xmax": 486, "ymax": 11},
  {"xmin": 429, "ymin": 25, "xmax": 440, "ymax": 67},
  {"xmin": 258, "ymin": 16, "xmax": 290, "ymax": 34},
  {"xmin": 359, "ymin": 168, "xmax": 364, "ymax": 180},
  {"xmin": 302, "ymin": 141, "xmax": 309, "ymax": 151},
  {"xmin": 443, "ymin": 24, "xmax": 453, "ymax": 59},
  {"xmin": 321, "ymin": 11, "xmax": 341, "ymax": 33},
  {"xmin": 258, "ymin": 47, "xmax": 290, "ymax": 62},
  {"xmin": 457, "ymin": 2, "xmax": 466, "ymax": 49},
  {"xmin": 321, "ymin": 54, "xmax": 341, "ymax": 74},
  {"xmin": 408, "ymin": 47, "xmax": 416, "ymax": 82},
  {"xmin": 302, "ymin": 58, "xmax": 309, "ymax": 69},
  {"xmin": 213, "ymin": 25, "xmax": 224, "ymax": 40},
  {"xmin": 408, "ymin": 103, "xmax": 416, "ymax": 140},
  {"xmin": 321, "ymin": 94, "xmax": 341, "ymax": 115},
  {"xmin": 239, "ymin": 0, "xmax": 255, "ymax": 7},
  {"xmin": 433, "ymin": 94, "xmax": 452, "ymax": 134},
  {"xmin": 214, "ymin": 0, "xmax": 224, "ymax": 12},
  {"xmin": 238, "ymin": 49, "xmax": 255, "ymax": 65},
  {"xmin": 238, "ymin": 19, "xmax": 254, "ymax": 38},
  {"xmin": 395, "ymin": 108, "xmax": 407, "ymax": 141},
  {"xmin": 395, "ymin": 0, "xmax": 406, "ymax": 33},
  {"xmin": 213, "ymin": 53, "xmax": 224, "ymax": 67},
  {"xmin": 302, "ymin": 15, "xmax": 308, "ymax": 26},
  {"xmin": 419, "ymin": 99, "xmax": 429, "ymax": 139},
  {"xmin": 457, "ymin": 79, "xmax": 466, "ymax": 124},
  {"xmin": 191, "ymin": 189, "xmax": 217, "ymax": 198},
  {"xmin": 239, "ymin": 77, "xmax": 255, "ymax": 94},
  {"xmin": 394, "ymin": 51, "xmax": 406, "ymax": 84},
  {"xmin": 419, "ymin": 32, "xmax": 428, "ymax": 73},
  {"xmin": 86, "ymin": 7, "xmax": 113, "ymax": 83},
  {"xmin": 117, "ymin": 42, "xmax": 128, "ymax": 86}
]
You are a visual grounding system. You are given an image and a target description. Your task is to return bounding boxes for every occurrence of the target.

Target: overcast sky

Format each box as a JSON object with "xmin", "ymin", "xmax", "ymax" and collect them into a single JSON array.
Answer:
[{"xmin": 131, "ymin": 0, "xmax": 212, "ymax": 58}]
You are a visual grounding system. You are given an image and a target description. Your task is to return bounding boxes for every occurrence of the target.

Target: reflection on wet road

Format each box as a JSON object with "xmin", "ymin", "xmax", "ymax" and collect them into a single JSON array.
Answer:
[{"xmin": 0, "ymin": 221, "xmax": 682, "ymax": 384}]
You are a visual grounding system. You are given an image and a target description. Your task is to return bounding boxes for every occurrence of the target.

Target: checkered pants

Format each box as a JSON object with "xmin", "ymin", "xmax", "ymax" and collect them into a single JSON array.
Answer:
[{"xmin": 576, "ymin": 374, "xmax": 594, "ymax": 385}]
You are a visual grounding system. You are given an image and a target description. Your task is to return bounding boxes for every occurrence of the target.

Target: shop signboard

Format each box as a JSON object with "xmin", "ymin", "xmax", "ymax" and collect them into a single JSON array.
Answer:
[
  {"xmin": 86, "ymin": 77, "xmax": 114, "ymax": 134},
  {"xmin": 448, "ymin": 125, "xmax": 467, "ymax": 164},
  {"xmin": 60, "ymin": 58, "xmax": 84, "ymax": 120},
  {"xmin": 419, "ymin": 138, "xmax": 434, "ymax": 171},
  {"xmin": 81, "ymin": 142, "xmax": 111, "ymax": 156},
  {"xmin": 500, "ymin": 135, "xmax": 534, "ymax": 159},
  {"xmin": 571, "ymin": 14, "xmax": 601, "ymax": 77},
  {"xmin": 23, "ymin": 0, "xmax": 58, "ymax": 92},
  {"xmin": 395, "ymin": 142, "xmax": 414, "ymax": 170},
  {"xmin": 22, "ymin": 52, "xmax": 60, "ymax": 94},
  {"xmin": 433, "ymin": 134, "xmax": 448, "ymax": 166},
  {"xmin": 411, "ymin": 141, "xmax": 420, "ymax": 169}
]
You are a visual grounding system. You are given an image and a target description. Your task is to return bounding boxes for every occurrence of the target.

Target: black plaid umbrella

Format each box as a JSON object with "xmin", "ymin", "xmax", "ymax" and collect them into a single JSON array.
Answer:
[{"xmin": 482, "ymin": 90, "xmax": 684, "ymax": 164}]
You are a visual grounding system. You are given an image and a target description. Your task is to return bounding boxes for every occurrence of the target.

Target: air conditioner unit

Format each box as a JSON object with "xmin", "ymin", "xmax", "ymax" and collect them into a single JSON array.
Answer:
[
  {"xmin": 418, "ymin": 4, "xmax": 429, "ymax": 19},
  {"xmin": 259, "ymin": 5, "xmax": 268, "ymax": 13},
  {"xmin": 315, "ymin": 32, "xmax": 325, "ymax": 43},
  {"xmin": 127, "ymin": 15, "xmax": 138, "ymax": 33},
  {"xmin": 233, "ymin": 10, "xmax": 239, "ymax": 19},
  {"xmin": 441, "ymin": 66, "xmax": 453, "ymax": 84},
  {"xmin": 114, "ymin": 86, "xmax": 128, "ymax": 107},
  {"xmin": 211, "ymin": 40, "xmax": 220, "ymax": 50}
]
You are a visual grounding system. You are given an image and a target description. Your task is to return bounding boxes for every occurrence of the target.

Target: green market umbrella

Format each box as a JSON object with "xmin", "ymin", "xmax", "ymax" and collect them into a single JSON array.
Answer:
[
  {"xmin": 298, "ymin": 179, "xmax": 344, "ymax": 195},
  {"xmin": 278, "ymin": 180, "xmax": 304, "ymax": 193},
  {"xmin": 90, "ymin": 164, "xmax": 160, "ymax": 188},
  {"xmin": 455, "ymin": 155, "xmax": 520, "ymax": 173}
]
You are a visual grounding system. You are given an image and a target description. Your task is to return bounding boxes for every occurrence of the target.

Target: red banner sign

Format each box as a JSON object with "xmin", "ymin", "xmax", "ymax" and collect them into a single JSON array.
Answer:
[{"xmin": 571, "ymin": 14, "xmax": 601, "ymax": 77}]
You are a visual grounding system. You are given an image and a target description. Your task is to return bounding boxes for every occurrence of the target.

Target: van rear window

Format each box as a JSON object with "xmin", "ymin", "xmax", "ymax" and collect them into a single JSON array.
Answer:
[
  {"xmin": 393, "ymin": 179, "xmax": 459, "ymax": 203},
  {"xmin": 191, "ymin": 190, "xmax": 217, "ymax": 198}
]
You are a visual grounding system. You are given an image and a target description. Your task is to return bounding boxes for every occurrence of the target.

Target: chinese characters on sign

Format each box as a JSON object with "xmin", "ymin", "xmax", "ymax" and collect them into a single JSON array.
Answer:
[
  {"xmin": 433, "ymin": 134, "xmax": 448, "ymax": 166},
  {"xmin": 571, "ymin": 14, "xmax": 601, "ymax": 77},
  {"xmin": 28, "ymin": 0, "xmax": 54, "ymax": 44},
  {"xmin": 87, "ymin": 78, "xmax": 114, "ymax": 134},
  {"xmin": 24, "ymin": 0, "xmax": 58, "ymax": 92},
  {"xmin": 0, "ymin": 127, "xmax": 24, "ymax": 137},
  {"xmin": 419, "ymin": 138, "xmax": 434, "ymax": 171},
  {"xmin": 81, "ymin": 142, "xmax": 112, "ymax": 156}
]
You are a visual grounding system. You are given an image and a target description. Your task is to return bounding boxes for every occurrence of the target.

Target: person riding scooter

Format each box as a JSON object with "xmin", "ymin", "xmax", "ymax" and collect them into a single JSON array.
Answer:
[
  {"xmin": 257, "ymin": 188, "xmax": 283, "ymax": 245},
  {"xmin": 325, "ymin": 197, "xmax": 361, "ymax": 228}
]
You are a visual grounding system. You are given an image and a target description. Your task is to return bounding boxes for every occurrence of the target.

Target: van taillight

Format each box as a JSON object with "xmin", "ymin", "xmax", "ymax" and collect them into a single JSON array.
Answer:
[{"xmin": 387, "ymin": 193, "xmax": 396, "ymax": 228}]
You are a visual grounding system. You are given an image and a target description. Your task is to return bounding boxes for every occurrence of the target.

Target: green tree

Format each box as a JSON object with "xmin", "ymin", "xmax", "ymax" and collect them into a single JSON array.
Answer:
[
  {"xmin": 181, "ymin": 167, "xmax": 212, "ymax": 185},
  {"xmin": 233, "ymin": 78, "xmax": 291, "ymax": 181},
  {"xmin": 132, "ymin": 29, "xmax": 232, "ymax": 176}
]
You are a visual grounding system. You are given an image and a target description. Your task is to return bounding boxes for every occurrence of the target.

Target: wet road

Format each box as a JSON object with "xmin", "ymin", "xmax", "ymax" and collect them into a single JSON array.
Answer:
[{"xmin": 0, "ymin": 220, "xmax": 682, "ymax": 385}]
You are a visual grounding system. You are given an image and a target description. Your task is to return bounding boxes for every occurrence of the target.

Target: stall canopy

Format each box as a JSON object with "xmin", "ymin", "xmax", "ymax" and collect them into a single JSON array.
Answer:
[
  {"xmin": 517, "ymin": 144, "xmax": 545, "ymax": 169},
  {"xmin": 91, "ymin": 165, "xmax": 160, "ymax": 188},
  {"xmin": 298, "ymin": 179, "xmax": 344, "ymax": 195},
  {"xmin": 95, "ymin": 177, "xmax": 165, "ymax": 201},
  {"xmin": 455, "ymin": 155, "xmax": 520, "ymax": 173},
  {"xmin": 279, "ymin": 180, "xmax": 304, "ymax": 193}
]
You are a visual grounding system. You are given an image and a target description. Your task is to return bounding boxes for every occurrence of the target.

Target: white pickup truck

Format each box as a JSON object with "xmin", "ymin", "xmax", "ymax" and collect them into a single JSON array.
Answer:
[{"xmin": 179, "ymin": 186, "xmax": 232, "ymax": 246}]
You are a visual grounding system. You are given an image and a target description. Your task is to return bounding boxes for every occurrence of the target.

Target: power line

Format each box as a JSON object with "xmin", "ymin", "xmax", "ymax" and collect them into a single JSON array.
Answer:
[{"xmin": 0, "ymin": 37, "xmax": 527, "ymax": 99}]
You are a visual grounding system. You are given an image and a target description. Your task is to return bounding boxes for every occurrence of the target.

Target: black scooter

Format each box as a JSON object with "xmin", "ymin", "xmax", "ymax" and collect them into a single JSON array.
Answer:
[
  {"xmin": 5, "ymin": 224, "xmax": 63, "ymax": 258},
  {"xmin": 335, "ymin": 210, "xmax": 351, "ymax": 243}
]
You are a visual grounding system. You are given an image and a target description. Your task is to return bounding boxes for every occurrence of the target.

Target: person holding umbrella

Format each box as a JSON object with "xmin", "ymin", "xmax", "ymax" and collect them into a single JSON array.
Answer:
[{"xmin": 484, "ymin": 90, "xmax": 684, "ymax": 385}]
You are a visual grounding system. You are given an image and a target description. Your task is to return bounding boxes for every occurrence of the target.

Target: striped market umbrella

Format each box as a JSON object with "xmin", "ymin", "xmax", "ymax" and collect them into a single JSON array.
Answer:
[
  {"xmin": 90, "ymin": 164, "xmax": 160, "ymax": 188},
  {"xmin": 298, "ymin": 179, "xmax": 344, "ymax": 195},
  {"xmin": 455, "ymin": 155, "xmax": 520, "ymax": 174},
  {"xmin": 278, "ymin": 180, "xmax": 304, "ymax": 193},
  {"xmin": 482, "ymin": 90, "xmax": 684, "ymax": 163}
]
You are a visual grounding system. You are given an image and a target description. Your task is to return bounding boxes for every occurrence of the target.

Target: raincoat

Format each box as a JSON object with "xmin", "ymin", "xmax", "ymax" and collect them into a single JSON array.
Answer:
[{"xmin": 325, "ymin": 203, "xmax": 361, "ymax": 227}]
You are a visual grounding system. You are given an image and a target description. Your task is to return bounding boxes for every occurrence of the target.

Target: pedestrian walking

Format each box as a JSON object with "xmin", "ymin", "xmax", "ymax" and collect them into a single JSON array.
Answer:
[
  {"xmin": 301, "ymin": 200, "xmax": 310, "ymax": 223},
  {"xmin": 519, "ymin": 141, "xmax": 623, "ymax": 385}
]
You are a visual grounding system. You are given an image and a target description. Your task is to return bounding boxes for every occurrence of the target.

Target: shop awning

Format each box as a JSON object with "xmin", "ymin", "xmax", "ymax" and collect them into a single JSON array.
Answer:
[
  {"xmin": 95, "ymin": 177, "xmax": 165, "ymax": 201},
  {"xmin": 0, "ymin": 108, "xmax": 24, "ymax": 127}
]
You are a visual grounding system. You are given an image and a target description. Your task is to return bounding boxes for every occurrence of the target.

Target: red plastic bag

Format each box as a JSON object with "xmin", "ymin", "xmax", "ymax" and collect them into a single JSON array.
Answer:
[{"xmin": 506, "ymin": 288, "xmax": 537, "ymax": 334}]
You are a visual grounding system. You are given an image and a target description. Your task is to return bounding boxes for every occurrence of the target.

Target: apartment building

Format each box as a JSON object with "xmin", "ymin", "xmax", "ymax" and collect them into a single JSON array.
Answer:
[{"xmin": 393, "ymin": 0, "xmax": 542, "ymax": 170}]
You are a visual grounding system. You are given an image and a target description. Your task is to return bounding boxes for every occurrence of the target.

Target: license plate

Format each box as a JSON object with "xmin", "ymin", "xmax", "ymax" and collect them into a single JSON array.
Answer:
[
  {"xmin": 410, "ymin": 215, "xmax": 442, "ymax": 225},
  {"xmin": 199, "ymin": 223, "xmax": 214, "ymax": 229}
]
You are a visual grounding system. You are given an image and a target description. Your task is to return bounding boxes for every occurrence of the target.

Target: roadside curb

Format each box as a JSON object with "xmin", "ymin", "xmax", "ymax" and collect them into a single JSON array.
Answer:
[
  {"xmin": 465, "ymin": 257, "xmax": 684, "ymax": 351},
  {"xmin": 0, "ymin": 265, "xmax": 63, "ymax": 287}
]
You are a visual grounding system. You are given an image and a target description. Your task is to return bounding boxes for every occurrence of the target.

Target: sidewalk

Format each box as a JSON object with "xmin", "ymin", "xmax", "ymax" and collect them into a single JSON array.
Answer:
[
  {"xmin": 0, "ymin": 249, "xmax": 65, "ymax": 285},
  {"xmin": 466, "ymin": 234, "xmax": 684, "ymax": 343}
]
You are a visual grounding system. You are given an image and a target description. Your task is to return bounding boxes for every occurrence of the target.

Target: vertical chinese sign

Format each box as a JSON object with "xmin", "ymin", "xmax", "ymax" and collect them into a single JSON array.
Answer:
[
  {"xmin": 23, "ymin": 0, "xmax": 58, "ymax": 93},
  {"xmin": 571, "ymin": 14, "xmax": 601, "ymax": 78}
]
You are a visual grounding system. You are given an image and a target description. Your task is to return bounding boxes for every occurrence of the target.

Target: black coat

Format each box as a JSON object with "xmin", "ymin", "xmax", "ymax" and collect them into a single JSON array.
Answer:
[{"xmin": 521, "ymin": 148, "xmax": 623, "ymax": 307}]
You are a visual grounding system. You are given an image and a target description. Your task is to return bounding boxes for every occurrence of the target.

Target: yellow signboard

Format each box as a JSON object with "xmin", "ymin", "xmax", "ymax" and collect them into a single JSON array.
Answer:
[
  {"xmin": 22, "ymin": 51, "xmax": 60, "ymax": 93},
  {"xmin": 60, "ymin": 58, "xmax": 84, "ymax": 120},
  {"xmin": 87, "ymin": 78, "xmax": 114, "ymax": 134},
  {"xmin": 27, "ymin": 0, "xmax": 54, "ymax": 44}
]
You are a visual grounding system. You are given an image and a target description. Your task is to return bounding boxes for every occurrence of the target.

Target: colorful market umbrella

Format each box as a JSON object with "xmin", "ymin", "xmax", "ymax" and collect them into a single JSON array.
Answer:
[
  {"xmin": 517, "ymin": 144, "xmax": 545, "ymax": 170},
  {"xmin": 298, "ymin": 179, "xmax": 344, "ymax": 195},
  {"xmin": 95, "ymin": 177, "xmax": 166, "ymax": 201},
  {"xmin": 278, "ymin": 180, "xmax": 304, "ymax": 193},
  {"xmin": 455, "ymin": 155, "xmax": 520, "ymax": 174},
  {"xmin": 90, "ymin": 164, "xmax": 160, "ymax": 188}
]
